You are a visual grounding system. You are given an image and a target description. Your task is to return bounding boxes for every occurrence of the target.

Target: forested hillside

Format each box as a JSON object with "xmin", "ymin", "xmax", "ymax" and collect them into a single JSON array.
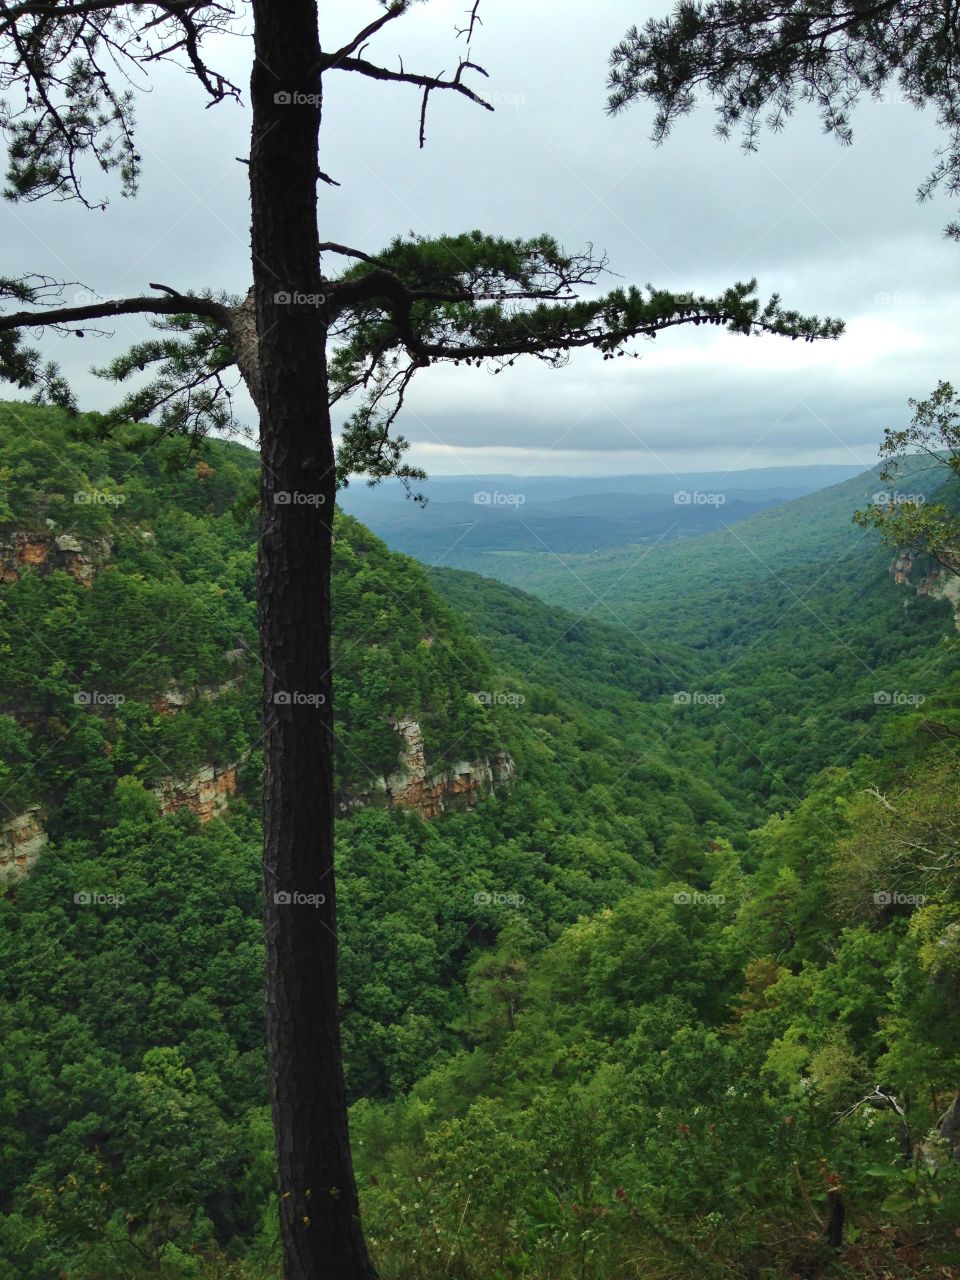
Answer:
[
  {"xmin": 431, "ymin": 465, "xmax": 960, "ymax": 804},
  {"xmin": 1, "ymin": 404, "xmax": 959, "ymax": 1279}
]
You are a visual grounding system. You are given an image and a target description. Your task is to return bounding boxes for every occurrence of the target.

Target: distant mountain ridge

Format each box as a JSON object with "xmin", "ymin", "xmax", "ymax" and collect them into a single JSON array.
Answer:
[
  {"xmin": 341, "ymin": 462, "xmax": 868, "ymax": 504},
  {"xmin": 451, "ymin": 456, "xmax": 947, "ymax": 629},
  {"xmin": 338, "ymin": 462, "xmax": 869, "ymax": 565}
]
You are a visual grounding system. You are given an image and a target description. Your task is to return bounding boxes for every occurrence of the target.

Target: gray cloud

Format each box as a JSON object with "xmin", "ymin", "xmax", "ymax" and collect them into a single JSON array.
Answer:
[{"xmin": 3, "ymin": 0, "xmax": 956, "ymax": 474}]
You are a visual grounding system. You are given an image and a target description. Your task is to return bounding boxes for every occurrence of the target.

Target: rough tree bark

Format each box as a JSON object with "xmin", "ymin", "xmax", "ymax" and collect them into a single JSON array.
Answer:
[{"xmin": 248, "ymin": 2, "xmax": 377, "ymax": 1276}]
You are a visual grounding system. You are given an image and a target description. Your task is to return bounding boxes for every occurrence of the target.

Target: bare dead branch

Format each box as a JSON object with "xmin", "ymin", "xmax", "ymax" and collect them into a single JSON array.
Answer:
[
  {"xmin": 321, "ymin": 51, "xmax": 492, "ymax": 149},
  {"xmin": 326, "ymin": 2, "xmax": 407, "ymax": 65},
  {"xmin": 455, "ymin": 1, "xmax": 482, "ymax": 44},
  {"xmin": 862, "ymin": 785, "xmax": 900, "ymax": 814}
]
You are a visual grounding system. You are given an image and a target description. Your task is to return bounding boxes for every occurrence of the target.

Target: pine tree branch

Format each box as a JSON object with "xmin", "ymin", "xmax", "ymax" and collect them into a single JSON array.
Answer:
[{"xmin": 0, "ymin": 287, "xmax": 230, "ymax": 332}]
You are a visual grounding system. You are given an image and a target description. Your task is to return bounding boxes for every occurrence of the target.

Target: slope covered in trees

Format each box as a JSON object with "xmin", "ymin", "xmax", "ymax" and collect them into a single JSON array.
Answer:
[
  {"xmin": 430, "ymin": 465, "xmax": 960, "ymax": 805},
  {"xmin": 0, "ymin": 405, "xmax": 958, "ymax": 1278},
  {"xmin": 0, "ymin": 405, "xmax": 739, "ymax": 1276}
]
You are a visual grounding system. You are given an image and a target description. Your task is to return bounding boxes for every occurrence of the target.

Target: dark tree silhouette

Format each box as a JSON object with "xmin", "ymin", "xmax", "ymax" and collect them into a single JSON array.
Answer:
[{"xmin": 0, "ymin": 3, "xmax": 842, "ymax": 1275}]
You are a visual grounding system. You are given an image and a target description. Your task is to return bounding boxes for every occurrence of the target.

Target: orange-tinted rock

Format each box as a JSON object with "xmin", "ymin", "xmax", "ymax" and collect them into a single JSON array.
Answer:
[
  {"xmin": 154, "ymin": 763, "xmax": 239, "ymax": 823},
  {"xmin": 350, "ymin": 717, "xmax": 515, "ymax": 819},
  {"xmin": 0, "ymin": 531, "xmax": 111, "ymax": 587},
  {"xmin": 19, "ymin": 540, "xmax": 49, "ymax": 566}
]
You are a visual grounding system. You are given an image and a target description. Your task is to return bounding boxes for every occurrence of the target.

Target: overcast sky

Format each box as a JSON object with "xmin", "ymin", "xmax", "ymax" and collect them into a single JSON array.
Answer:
[{"xmin": 4, "ymin": 0, "xmax": 957, "ymax": 476}]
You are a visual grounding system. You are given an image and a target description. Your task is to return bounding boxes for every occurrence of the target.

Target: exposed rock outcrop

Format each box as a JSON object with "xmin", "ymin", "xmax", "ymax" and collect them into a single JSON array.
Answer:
[
  {"xmin": 893, "ymin": 551, "xmax": 916, "ymax": 585},
  {"xmin": 151, "ymin": 650, "xmax": 247, "ymax": 714},
  {"xmin": 151, "ymin": 677, "xmax": 243, "ymax": 714},
  {"xmin": 931, "ymin": 572, "xmax": 960, "ymax": 628},
  {"xmin": 153, "ymin": 762, "xmax": 239, "ymax": 822},
  {"xmin": 0, "ymin": 530, "xmax": 112, "ymax": 586},
  {"xmin": 349, "ymin": 716, "xmax": 515, "ymax": 819},
  {"xmin": 891, "ymin": 552, "xmax": 960, "ymax": 630},
  {"xmin": 0, "ymin": 806, "xmax": 48, "ymax": 881}
]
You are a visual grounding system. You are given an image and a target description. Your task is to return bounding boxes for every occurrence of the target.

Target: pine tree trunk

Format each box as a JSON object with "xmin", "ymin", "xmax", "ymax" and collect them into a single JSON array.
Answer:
[{"xmin": 248, "ymin": 2, "xmax": 377, "ymax": 1276}]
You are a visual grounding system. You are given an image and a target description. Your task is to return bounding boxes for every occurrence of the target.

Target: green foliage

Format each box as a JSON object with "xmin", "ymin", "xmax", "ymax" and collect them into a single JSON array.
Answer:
[
  {"xmin": 2, "ymin": 403, "xmax": 960, "ymax": 1277},
  {"xmin": 440, "ymin": 459, "xmax": 960, "ymax": 805},
  {"xmin": 330, "ymin": 233, "xmax": 841, "ymax": 485},
  {"xmin": 854, "ymin": 380, "xmax": 960, "ymax": 574}
]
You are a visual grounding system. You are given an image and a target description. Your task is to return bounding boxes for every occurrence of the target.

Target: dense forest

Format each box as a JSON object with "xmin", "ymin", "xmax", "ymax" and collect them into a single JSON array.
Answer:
[{"xmin": 1, "ymin": 403, "xmax": 959, "ymax": 1277}]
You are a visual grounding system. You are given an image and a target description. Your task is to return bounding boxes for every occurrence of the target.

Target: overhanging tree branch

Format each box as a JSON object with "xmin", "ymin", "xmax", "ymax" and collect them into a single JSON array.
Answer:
[
  {"xmin": 0, "ymin": 1, "xmax": 241, "ymax": 205},
  {"xmin": 606, "ymin": 1, "xmax": 960, "ymax": 224},
  {"xmin": 0, "ymin": 285, "xmax": 230, "ymax": 331}
]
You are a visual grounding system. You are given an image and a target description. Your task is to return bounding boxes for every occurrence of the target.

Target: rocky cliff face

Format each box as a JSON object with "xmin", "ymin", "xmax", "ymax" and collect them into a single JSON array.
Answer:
[
  {"xmin": 154, "ymin": 763, "xmax": 239, "ymax": 822},
  {"xmin": 0, "ymin": 806, "xmax": 48, "ymax": 881},
  {"xmin": 892, "ymin": 552, "xmax": 960, "ymax": 629},
  {"xmin": 151, "ymin": 711, "xmax": 515, "ymax": 827},
  {"xmin": 349, "ymin": 716, "xmax": 515, "ymax": 819},
  {"xmin": 0, "ymin": 529, "xmax": 112, "ymax": 586}
]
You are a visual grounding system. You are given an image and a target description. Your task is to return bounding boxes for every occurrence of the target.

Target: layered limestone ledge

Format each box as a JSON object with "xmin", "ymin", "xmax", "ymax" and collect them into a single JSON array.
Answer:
[
  {"xmin": 153, "ymin": 763, "xmax": 239, "ymax": 822},
  {"xmin": 892, "ymin": 552, "xmax": 960, "ymax": 631},
  {"xmin": 350, "ymin": 716, "xmax": 516, "ymax": 819},
  {"xmin": 0, "ymin": 806, "xmax": 48, "ymax": 882}
]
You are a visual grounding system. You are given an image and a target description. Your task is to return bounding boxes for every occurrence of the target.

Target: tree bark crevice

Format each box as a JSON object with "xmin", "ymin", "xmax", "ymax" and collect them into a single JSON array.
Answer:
[{"xmin": 248, "ymin": 2, "xmax": 377, "ymax": 1276}]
